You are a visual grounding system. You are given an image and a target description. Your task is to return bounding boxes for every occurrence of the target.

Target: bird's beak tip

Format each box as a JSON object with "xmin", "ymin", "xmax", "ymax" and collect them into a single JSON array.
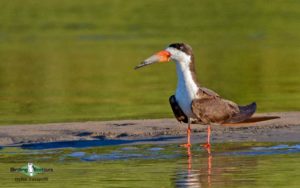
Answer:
[{"xmin": 134, "ymin": 62, "xmax": 146, "ymax": 70}]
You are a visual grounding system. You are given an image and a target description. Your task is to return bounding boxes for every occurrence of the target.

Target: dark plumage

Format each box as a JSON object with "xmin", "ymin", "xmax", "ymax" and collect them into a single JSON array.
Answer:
[{"xmin": 169, "ymin": 95, "xmax": 188, "ymax": 123}]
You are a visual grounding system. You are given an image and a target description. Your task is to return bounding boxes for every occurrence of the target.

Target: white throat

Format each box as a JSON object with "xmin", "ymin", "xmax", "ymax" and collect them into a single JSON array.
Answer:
[{"xmin": 174, "ymin": 56, "xmax": 199, "ymax": 118}]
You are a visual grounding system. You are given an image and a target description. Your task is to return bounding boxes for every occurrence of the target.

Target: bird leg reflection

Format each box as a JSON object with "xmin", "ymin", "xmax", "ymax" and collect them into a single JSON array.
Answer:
[
  {"xmin": 206, "ymin": 146, "xmax": 212, "ymax": 187},
  {"xmin": 187, "ymin": 145, "xmax": 192, "ymax": 170},
  {"xmin": 184, "ymin": 145, "xmax": 212, "ymax": 188}
]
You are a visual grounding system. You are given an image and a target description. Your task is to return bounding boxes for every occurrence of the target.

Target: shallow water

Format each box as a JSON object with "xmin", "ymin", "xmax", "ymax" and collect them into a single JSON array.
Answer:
[
  {"xmin": 0, "ymin": 0, "xmax": 300, "ymax": 124},
  {"xmin": 0, "ymin": 142, "xmax": 300, "ymax": 188}
]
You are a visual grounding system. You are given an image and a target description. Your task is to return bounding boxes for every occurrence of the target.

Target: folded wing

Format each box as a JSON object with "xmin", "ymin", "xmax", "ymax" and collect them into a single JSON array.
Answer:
[{"xmin": 191, "ymin": 97, "xmax": 239, "ymax": 124}]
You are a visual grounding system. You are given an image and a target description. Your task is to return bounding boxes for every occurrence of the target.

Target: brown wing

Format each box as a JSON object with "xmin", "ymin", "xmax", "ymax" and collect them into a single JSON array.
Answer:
[{"xmin": 191, "ymin": 97, "xmax": 239, "ymax": 124}]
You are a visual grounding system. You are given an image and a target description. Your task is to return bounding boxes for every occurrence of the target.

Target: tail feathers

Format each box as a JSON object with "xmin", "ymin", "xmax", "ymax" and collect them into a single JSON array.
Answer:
[{"xmin": 226, "ymin": 102, "xmax": 257, "ymax": 123}]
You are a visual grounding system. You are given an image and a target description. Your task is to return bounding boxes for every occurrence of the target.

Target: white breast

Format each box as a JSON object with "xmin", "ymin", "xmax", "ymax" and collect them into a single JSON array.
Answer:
[{"xmin": 174, "ymin": 57, "xmax": 199, "ymax": 118}]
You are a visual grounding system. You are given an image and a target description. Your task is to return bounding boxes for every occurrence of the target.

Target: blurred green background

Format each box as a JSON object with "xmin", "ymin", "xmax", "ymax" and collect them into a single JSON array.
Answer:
[{"xmin": 0, "ymin": 0, "xmax": 299, "ymax": 124}]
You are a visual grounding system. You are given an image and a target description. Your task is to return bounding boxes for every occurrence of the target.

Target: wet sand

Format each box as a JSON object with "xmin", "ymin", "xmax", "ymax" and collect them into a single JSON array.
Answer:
[{"xmin": 0, "ymin": 112, "xmax": 299, "ymax": 147}]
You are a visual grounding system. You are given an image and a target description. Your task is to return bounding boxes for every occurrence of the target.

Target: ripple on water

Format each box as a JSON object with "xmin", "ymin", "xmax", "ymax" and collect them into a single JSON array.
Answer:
[
  {"xmin": 120, "ymin": 146, "xmax": 139, "ymax": 151},
  {"xmin": 82, "ymin": 153, "xmax": 144, "ymax": 161},
  {"xmin": 68, "ymin": 151, "xmax": 86, "ymax": 158},
  {"xmin": 253, "ymin": 144, "xmax": 300, "ymax": 150},
  {"xmin": 148, "ymin": 147, "xmax": 164, "ymax": 151},
  {"xmin": 222, "ymin": 144, "xmax": 300, "ymax": 156},
  {"xmin": 64, "ymin": 145, "xmax": 179, "ymax": 162}
]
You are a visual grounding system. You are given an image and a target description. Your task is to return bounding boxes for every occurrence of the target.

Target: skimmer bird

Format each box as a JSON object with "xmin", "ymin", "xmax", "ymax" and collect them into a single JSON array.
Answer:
[{"xmin": 135, "ymin": 43, "xmax": 256, "ymax": 148}]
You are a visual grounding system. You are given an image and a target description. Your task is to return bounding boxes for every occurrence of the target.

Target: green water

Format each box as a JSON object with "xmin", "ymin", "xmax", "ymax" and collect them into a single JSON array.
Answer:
[
  {"xmin": 0, "ymin": 143, "xmax": 299, "ymax": 188},
  {"xmin": 0, "ymin": 0, "xmax": 300, "ymax": 124}
]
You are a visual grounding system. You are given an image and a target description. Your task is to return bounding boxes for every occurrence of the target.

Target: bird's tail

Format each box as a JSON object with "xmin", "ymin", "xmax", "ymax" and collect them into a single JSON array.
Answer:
[{"xmin": 226, "ymin": 102, "xmax": 257, "ymax": 123}]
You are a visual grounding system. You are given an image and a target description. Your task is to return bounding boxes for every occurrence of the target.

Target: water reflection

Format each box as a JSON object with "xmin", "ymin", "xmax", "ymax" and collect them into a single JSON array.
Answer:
[
  {"xmin": 175, "ymin": 146, "xmax": 212, "ymax": 188},
  {"xmin": 175, "ymin": 144, "xmax": 300, "ymax": 188},
  {"xmin": 1, "ymin": 143, "xmax": 300, "ymax": 187}
]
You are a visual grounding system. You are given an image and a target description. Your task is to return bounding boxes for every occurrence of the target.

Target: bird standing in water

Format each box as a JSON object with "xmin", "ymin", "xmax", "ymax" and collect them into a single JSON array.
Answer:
[{"xmin": 135, "ymin": 43, "xmax": 256, "ymax": 148}]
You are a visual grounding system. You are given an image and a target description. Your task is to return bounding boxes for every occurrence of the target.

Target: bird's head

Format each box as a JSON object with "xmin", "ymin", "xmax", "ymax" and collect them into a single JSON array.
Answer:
[{"xmin": 135, "ymin": 43, "xmax": 193, "ymax": 69}]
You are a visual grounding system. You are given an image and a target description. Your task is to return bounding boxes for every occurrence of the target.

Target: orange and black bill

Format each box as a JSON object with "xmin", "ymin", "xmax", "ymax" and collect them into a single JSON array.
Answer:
[{"xmin": 134, "ymin": 50, "xmax": 171, "ymax": 70}]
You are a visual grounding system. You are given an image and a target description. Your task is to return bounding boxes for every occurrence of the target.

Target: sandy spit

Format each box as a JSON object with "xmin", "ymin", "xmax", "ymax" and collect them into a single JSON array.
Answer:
[{"xmin": 0, "ymin": 112, "xmax": 299, "ymax": 147}]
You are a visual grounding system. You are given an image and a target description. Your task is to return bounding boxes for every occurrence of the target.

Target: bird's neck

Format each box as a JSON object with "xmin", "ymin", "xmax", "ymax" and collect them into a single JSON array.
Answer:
[{"xmin": 175, "ymin": 58, "xmax": 200, "ymax": 99}]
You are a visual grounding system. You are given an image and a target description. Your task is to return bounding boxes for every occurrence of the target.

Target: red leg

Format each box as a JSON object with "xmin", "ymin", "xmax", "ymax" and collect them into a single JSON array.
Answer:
[
  {"xmin": 207, "ymin": 146, "xmax": 212, "ymax": 186},
  {"xmin": 180, "ymin": 120, "xmax": 191, "ymax": 147},
  {"xmin": 202, "ymin": 125, "xmax": 211, "ymax": 149},
  {"xmin": 187, "ymin": 146, "xmax": 192, "ymax": 169}
]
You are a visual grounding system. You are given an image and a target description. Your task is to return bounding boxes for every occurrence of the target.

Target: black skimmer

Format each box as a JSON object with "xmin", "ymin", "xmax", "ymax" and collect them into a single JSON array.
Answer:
[{"xmin": 135, "ymin": 43, "xmax": 256, "ymax": 148}]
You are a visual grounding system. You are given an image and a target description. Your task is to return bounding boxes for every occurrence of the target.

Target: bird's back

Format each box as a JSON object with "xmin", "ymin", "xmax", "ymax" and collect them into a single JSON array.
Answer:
[{"xmin": 191, "ymin": 87, "xmax": 256, "ymax": 124}]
